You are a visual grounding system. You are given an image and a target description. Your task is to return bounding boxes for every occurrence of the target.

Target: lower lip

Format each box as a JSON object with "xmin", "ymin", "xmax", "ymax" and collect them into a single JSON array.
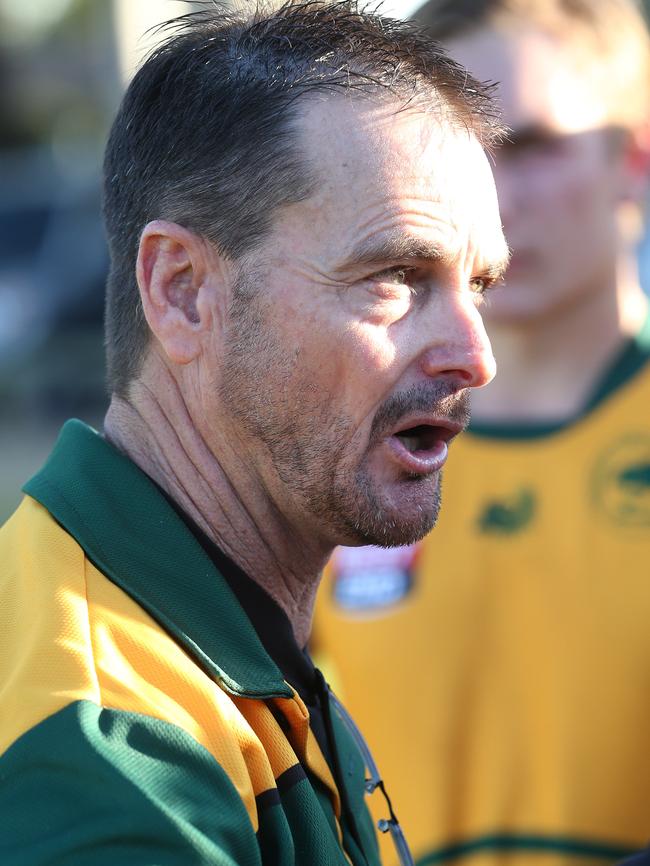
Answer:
[{"xmin": 386, "ymin": 435, "xmax": 449, "ymax": 475}]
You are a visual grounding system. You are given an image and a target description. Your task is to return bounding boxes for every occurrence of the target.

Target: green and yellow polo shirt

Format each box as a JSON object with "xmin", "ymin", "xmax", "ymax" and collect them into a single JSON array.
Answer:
[{"xmin": 0, "ymin": 420, "xmax": 381, "ymax": 866}]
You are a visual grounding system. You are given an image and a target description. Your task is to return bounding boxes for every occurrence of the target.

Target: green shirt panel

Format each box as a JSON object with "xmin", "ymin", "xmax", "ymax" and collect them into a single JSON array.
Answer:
[
  {"xmin": 0, "ymin": 701, "xmax": 259, "ymax": 866},
  {"xmin": 0, "ymin": 700, "xmax": 375, "ymax": 866}
]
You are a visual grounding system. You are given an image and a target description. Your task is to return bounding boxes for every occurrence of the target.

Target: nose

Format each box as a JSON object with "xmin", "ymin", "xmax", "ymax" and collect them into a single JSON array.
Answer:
[{"xmin": 419, "ymin": 292, "xmax": 496, "ymax": 389}]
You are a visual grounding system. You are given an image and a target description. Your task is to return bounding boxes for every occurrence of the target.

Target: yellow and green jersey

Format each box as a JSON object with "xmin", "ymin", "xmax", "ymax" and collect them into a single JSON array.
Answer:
[
  {"xmin": 314, "ymin": 321, "xmax": 650, "ymax": 866},
  {"xmin": 0, "ymin": 420, "xmax": 381, "ymax": 866}
]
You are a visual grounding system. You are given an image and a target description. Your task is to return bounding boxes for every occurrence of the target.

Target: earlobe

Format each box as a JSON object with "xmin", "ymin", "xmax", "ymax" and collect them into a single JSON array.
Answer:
[{"xmin": 136, "ymin": 220, "xmax": 211, "ymax": 365}]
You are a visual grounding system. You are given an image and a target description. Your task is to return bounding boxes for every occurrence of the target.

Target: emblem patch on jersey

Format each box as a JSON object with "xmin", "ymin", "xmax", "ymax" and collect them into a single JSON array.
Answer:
[
  {"xmin": 477, "ymin": 488, "xmax": 536, "ymax": 534},
  {"xmin": 330, "ymin": 543, "xmax": 419, "ymax": 613},
  {"xmin": 591, "ymin": 434, "xmax": 650, "ymax": 526}
]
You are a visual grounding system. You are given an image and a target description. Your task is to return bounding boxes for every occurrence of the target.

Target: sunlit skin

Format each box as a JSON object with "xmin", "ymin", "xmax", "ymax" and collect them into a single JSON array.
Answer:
[
  {"xmin": 448, "ymin": 26, "xmax": 649, "ymax": 421},
  {"xmin": 104, "ymin": 96, "xmax": 508, "ymax": 644}
]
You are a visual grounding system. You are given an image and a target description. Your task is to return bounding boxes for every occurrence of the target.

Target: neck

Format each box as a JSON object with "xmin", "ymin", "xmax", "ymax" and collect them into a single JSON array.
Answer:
[
  {"xmin": 471, "ymin": 261, "xmax": 648, "ymax": 424},
  {"xmin": 103, "ymin": 368, "xmax": 330, "ymax": 648}
]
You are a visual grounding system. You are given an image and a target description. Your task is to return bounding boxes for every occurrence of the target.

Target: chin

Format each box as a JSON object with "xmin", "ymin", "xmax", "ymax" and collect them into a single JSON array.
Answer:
[
  {"xmin": 360, "ymin": 517, "xmax": 437, "ymax": 549},
  {"xmin": 338, "ymin": 474, "xmax": 442, "ymax": 549}
]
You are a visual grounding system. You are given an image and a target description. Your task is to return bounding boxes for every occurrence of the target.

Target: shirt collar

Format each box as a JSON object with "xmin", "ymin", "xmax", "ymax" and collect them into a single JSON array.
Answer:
[
  {"xmin": 23, "ymin": 419, "xmax": 293, "ymax": 700},
  {"xmin": 161, "ymin": 484, "xmax": 319, "ymax": 701}
]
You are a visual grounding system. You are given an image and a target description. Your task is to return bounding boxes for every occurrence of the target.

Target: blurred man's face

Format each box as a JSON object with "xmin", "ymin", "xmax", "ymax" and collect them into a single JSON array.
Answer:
[
  {"xmin": 448, "ymin": 26, "xmax": 628, "ymax": 325},
  {"xmin": 211, "ymin": 99, "xmax": 507, "ymax": 549}
]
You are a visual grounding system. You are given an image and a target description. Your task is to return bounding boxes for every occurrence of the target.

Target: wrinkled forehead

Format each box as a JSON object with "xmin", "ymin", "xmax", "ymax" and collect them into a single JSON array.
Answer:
[
  {"xmin": 293, "ymin": 95, "xmax": 503, "ymax": 247},
  {"xmin": 299, "ymin": 95, "xmax": 478, "ymax": 188}
]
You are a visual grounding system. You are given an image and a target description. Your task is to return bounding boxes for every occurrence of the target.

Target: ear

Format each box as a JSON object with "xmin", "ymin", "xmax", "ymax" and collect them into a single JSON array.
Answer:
[{"xmin": 136, "ymin": 220, "xmax": 219, "ymax": 366}]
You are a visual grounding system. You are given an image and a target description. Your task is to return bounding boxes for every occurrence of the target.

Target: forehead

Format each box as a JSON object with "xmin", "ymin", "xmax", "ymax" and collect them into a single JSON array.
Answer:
[
  {"xmin": 447, "ymin": 26, "xmax": 609, "ymax": 134},
  {"xmin": 281, "ymin": 96, "xmax": 505, "ymax": 265}
]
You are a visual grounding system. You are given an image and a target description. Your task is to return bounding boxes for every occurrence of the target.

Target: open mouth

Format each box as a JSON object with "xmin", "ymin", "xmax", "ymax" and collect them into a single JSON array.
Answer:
[
  {"xmin": 386, "ymin": 421, "xmax": 457, "ymax": 475},
  {"xmin": 393, "ymin": 424, "xmax": 445, "ymax": 455}
]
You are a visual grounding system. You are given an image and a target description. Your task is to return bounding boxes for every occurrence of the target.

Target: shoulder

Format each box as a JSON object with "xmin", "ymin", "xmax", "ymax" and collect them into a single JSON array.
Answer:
[
  {"xmin": 1, "ymin": 699, "xmax": 261, "ymax": 865},
  {"xmin": 0, "ymin": 497, "xmax": 265, "ymax": 863}
]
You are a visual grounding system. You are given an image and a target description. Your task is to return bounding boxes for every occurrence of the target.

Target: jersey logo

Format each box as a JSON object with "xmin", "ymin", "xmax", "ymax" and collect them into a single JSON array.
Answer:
[
  {"xmin": 477, "ymin": 488, "xmax": 536, "ymax": 534},
  {"xmin": 330, "ymin": 543, "xmax": 419, "ymax": 613},
  {"xmin": 591, "ymin": 434, "xmax": 650, "ymax": 526}
]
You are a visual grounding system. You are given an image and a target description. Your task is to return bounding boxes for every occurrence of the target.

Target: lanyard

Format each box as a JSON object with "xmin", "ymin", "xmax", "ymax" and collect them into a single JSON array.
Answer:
[{"xmin": 325, "ymin": 683, "xmax": 416, "ymax": 866}]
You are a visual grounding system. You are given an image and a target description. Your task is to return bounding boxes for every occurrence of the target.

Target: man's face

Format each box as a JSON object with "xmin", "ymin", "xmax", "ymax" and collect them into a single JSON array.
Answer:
[
  {"xmin": 213, "ymin": 99, "xmax": 506, "ymax": 549},
  {"xmin": 448, "ymin": 26, "xmax": 628, "ymax": 324}
]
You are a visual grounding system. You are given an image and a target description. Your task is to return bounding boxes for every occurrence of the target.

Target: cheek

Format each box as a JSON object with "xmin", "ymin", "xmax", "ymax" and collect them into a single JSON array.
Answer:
[
  {"xmin": 529, "ymin": 153, "xmax": 612, "ymax": 217},
  {"xmin": 563, "ymin": 171, "xmax": 613, "ymax": 222},
  {"xmin": 268, "ymin": 289, "xmax": 404, "ymax": 423},
  {"xmin": 344, "ymin": 321, "xmax": 399, "ymax": 376},
  {"xmin": 324, "ymin": 323, "xmax": 400, "ymax": 415},
  {"xmin": 555, "ymin": 176, "xmax": 616, "ymax": 263},
  {"xmin": 515, "ymin": 160, "xmax": 615, "ymax": 274}
]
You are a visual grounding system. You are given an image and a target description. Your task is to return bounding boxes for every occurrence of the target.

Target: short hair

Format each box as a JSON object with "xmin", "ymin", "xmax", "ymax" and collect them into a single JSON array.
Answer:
[
  {"xmin": 413, "ymin": 0, "xmax": 650, "ymax": 131},
  {"xmin": 103, "ymin": 0, "xmax": 503, "ymax": 396}
]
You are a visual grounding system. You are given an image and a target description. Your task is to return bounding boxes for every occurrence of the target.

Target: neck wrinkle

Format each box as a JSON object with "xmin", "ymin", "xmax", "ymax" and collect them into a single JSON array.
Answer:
[{"xmin": 103, "ymin": 371, "xmax": 329, "ymax": 650}]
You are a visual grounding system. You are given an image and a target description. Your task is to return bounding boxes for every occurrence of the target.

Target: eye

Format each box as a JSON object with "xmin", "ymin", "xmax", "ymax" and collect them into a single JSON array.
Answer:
[
  {"xmin": 372, "ymin": 266, "xmax": 416, "ymax": 286},
  {"xmin": 470, "ymin": 275, "xmax": 501, "ymax": 295},
  {"xmin": 470, "ymin": 276, "xmax": 489, "ymax": 294}
]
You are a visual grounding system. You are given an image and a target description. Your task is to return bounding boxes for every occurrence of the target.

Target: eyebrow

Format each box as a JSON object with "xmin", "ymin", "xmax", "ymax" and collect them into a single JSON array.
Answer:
[
  {"xmin": 339, "ymin": 233, "xmax": 511, "ymax": 282},
  {"xmin": 502, "ymin": 124, "xmax": 561, "ymax": 150},
  {"xmin": 340, "ymin": 235, "xmax": 454, "ymax": 270},
  {"xmin": 479, "ymin": 249, "xmax": 512, "ymax": 282}
]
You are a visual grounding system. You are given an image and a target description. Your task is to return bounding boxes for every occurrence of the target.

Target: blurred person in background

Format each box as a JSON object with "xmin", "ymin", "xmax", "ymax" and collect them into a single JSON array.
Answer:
[
  {"xmin": 0, "ymin": 3, "xmax": 509, "ymax": 863},
  {"xmin": 314, "ymin": 1, "xmax": 650, "ymax": 864}
]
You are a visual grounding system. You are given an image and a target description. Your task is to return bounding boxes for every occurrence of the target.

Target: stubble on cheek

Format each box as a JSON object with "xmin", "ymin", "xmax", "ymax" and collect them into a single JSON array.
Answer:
[
  {"xmin": 219, "ymin": 280, "xmax": 460, "ymax": 549},
  {"xmin": 219, "ymin": 281, "xmax": 356, "ymax": 505}
]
